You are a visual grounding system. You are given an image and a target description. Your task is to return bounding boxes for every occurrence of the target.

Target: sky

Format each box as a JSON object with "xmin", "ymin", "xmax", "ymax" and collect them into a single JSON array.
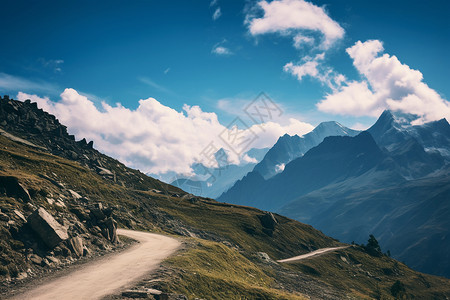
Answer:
[{"xmin": 0, "ymin": 0, "xmax": 449, "ymax": 175}]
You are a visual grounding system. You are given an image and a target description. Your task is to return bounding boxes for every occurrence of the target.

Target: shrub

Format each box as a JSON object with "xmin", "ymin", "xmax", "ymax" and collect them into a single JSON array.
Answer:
[
  {"xmin": 365, "ymin": 234, "xmax": 382, "ymax": 257},
  {"xmin": 391, "ymin": 280, "xmax": 406, "ymax": 298}
]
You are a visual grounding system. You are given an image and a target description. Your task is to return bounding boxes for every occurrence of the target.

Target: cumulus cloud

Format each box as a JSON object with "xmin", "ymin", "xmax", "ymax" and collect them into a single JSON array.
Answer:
[
  {"xmin": 317, "ymin": 40, "xmax": 450, "ymax": 123},
  {"xmin": 17, "ymin": 89, "xmax": 313, "ymax": 175},
  {"xmin": 284, "ymin": 53, "xmax": 346, "ymax": 90},
  {"xmin": 246, "ymin": 0, "xmax": 344, "ymax": 49},
  {"xmin": 293, "ymin": 34, "xmax": 314, "ymax": 49},
  {"xmin": 246, "ymin": 0, "xmax": 345, "ymax": 89}
]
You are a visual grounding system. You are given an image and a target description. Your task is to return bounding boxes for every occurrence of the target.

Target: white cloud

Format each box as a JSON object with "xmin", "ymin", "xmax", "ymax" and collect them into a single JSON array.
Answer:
[
  {"xmin": 0, "ymin": 73, "xmax": 59, "ymax": 94},
  {"xmin": 284, "ymin": 58, "xmax": 319, "ymax": 81},
  {"xmin": 17, "ymin": 89, "xmax": 313, "ymax": 175},
  {"xmin": 246, "ymin": 0, "xmax": 345, "ymax": 89},
  {"xmin": 293, "ymin": 34, "xmax": 314, "ymax": 49},
  {"xmin": 284, "ymin": 53, "xmax": 346, "ymax": 90},
  {"xmin": 212, "ymin": 45, "xmax": 232, "ymax": 56},
  {"xmin": 247, "ymin": 0, "xmax": 344, "ymax": 49},
  {"xmin": 212, "ymin": 7, "xmax": 222, "ymax": 20},
  {"xmin": 210, "ymin": 0, "xmax": 218, "ymax": 7},
  {"xmin": 317, "ymin": 40, "xmax": 450, "ymax": 123}
]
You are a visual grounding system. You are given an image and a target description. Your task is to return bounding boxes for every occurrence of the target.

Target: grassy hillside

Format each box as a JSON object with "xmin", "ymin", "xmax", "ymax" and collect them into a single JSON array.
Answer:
[{"xmin": 1, "ymin": 131, "xmax": 449, "ymax": 299}]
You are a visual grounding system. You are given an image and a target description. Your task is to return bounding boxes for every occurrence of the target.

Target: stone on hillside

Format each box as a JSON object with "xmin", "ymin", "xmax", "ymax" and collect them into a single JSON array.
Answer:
[
  {"xmin": 102, "ymin": 217, "xmax": 118, "ymax": 243},
  {"xmin": 97, "ymin": 166, "xmax": 113, "ymax": 176},
  {"xmin": 91, "ymin": 207, "xmax": 106, "ymax": 221},
  {"xmin": 68, "ymin": 189, "xmax": 82, "ymax": 199},
  {"xmin": 14, "ymin": 209, "xmax": 27, "ymax": 222},
  {"xmin": 68, "ymin": 236, "xmax": 84, "ymax": 257},
  {"xmin": 0, "ymin": 176, "xmax": 32, "ymax": 202},
  {"xmin": 259, "ymin": 212, "xmax": 278, "ymax": 230},
  {"xmin": 27, "ymin": 207, "xmax": 69, "ymax": 248},
  {"xmin": 0, "ymin": 211, "xmax": 9, "ymax": 222},
  {"xmin": 29, "ymin": 254, "xmax": 43, "ymax": 266},
  {"xmin": 121, "ymin": 290, "xmax": 150, "ymax": 298}
]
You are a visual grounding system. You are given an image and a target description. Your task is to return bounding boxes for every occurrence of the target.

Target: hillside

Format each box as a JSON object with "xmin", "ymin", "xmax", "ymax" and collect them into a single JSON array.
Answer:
[{"xmin": 1, "ymin": 96, "xmax": 449, "ymax": 299}]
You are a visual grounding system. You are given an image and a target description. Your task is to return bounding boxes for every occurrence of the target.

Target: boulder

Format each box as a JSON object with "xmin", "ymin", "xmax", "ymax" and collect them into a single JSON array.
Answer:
[
  {"xmin": 102, "ymin": 217, "xmax": 118, "ymax": 243},
  {"xmin": 259, "ymin": 212, "xmax": 278, "ymax": 230},
  {"xmin": 27, "ymin": 207, "xmax": 69, "ymax": 248},
  {"xmin": 68, "ymin": 236, "xmax": 84, "ymax": 257},
  {"xmin": 91, "ymin": 208, "xmax": 106, "ymax": 221}
]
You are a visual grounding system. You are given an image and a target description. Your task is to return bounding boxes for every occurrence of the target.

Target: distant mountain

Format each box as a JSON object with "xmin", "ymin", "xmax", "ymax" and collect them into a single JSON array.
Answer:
[
  {"xmin": 168, "ymin": 147, "xmax": 269, "ymax": 198},
  {"xmin": 218, "ymin": 132, "xmax": 383, "ymax": 211},
  {"xmin": 368, "ymin": 110, "xmax": 450, "ymax": 158},
  {"xmin": 219, "ymin": 110, "xmax": 450, "ymax": 277},
  {"xmin": 253, "ymin": 121, "xmax": 360, "ymax": 179}
]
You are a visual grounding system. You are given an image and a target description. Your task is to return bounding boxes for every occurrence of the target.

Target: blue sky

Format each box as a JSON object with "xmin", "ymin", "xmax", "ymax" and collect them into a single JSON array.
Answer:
[{"xmin": 1, "ymin": 0, "xmax": 449, "ymax": 174}]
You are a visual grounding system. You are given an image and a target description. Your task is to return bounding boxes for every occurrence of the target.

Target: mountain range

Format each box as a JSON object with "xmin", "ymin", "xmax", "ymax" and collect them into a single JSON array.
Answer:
[
  {"xmin": 1, "ymin": 95, "xmax": 449, "ymax": 298},
  {"xmin": 219, "ymin": 110, "xmax": 450, "ymax": 278}
]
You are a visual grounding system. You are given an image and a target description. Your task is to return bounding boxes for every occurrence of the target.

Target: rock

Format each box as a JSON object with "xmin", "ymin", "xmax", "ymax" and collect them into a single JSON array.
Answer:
[
  {"xmin": 70, "ymin": 206, "xmax": 90, "ymax": 221},
  {"xmin": 259, "ymin": 212, "xmax": 278, "ymax": 230},
  {"xmin": 150, "ymin": 189, "xmax": 165, "ymax": 195},
  {"xmin": 0, "ymin": 211, "xmax": 9, "ymax": 222},
  {"xmin": 96, "ymin": 167, "xmax": 113, "ymax": 176},
  {"xmin": 68, "ymin": 236, "xmax": 84, "ymax": 257},
  {"xmin": 68, "ymin": 189, "xmax": 82, "ymax": 199},
  {"xmin": 91, "ymin": 208, "xmax": 106, "ymax": 220},
  {"xmin": 0, "ymin": 176, "xmax": 32, "ymax": 202},
  {"xmin": 46, "ymin": 256, "xmax": 61, "ymax": 265},
  {"xmin": 256, "ymin": 252, "xmax": 275, "ymax": 264},
  {"xmin": 13, "ymin": 209, "xmax": 26, "ymax": 222},
  {"xmin": 27, "ymin": 207, "xmax": 69, "ymax": 248},
  {"xmin": 121, "ymin": 290, "xmax": 151, "ymax": 298},
  {"xmin": 29, "ymin": 254, "xmax": 43, "ymax": 266},
  {"xmin": 102, "ymin": 217, "xmax": 118, "ymax": 243},
  {"xmin": 82, "ymin": 246, "xmax": 90, "ymax": 257}
]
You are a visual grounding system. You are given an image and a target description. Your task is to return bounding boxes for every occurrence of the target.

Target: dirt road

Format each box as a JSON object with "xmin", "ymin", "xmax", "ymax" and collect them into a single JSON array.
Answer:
[
  {"xmin": 10, "ymin": 229, "xmax": 180, "ymax": 300},
  {"xmin": 277, "ymin": 246, "xmax": 349, "ymax": 263}
]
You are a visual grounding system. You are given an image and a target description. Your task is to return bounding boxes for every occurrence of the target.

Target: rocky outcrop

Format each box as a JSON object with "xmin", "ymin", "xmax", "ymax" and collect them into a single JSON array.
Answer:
[
  {"xmin": 27, "ymin": 207, "xmax": 69, "ymax": 248},
  {"xmin": 68, "ymin": 236, "xmax": 84, "ymax": 257}
]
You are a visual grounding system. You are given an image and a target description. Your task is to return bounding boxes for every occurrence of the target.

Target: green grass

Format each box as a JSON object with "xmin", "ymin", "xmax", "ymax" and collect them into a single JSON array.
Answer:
[
  {"xmin": 284, "ymin": 246, "xmax": 450, "ymax": 299},
  {"xmin": 162, "ymin": 239, "xmax": 306, "ymax": 300}
]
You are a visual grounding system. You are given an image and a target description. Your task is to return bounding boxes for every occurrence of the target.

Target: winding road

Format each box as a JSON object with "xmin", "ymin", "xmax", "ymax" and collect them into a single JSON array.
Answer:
[
  {"xmin": 10, "ymin": 229, "xmax": 180, "ymax": 300},
  {"xmin": 277, "ymin": 246, "xmax": 349, "ymax": 263}
]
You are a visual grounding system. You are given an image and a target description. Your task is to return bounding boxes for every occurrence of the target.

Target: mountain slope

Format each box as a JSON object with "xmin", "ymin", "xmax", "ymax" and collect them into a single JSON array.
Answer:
[
  {"xmin": 219, "ymin": 132, "xmax": 385, "ymax": 211},
  {"xmin": 253, "ymin": 121, "xmax": 359, "ymax": 179},
  {"xmin": 280, "ymin": 169, "xmax": 450, "ymax": 277}
]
